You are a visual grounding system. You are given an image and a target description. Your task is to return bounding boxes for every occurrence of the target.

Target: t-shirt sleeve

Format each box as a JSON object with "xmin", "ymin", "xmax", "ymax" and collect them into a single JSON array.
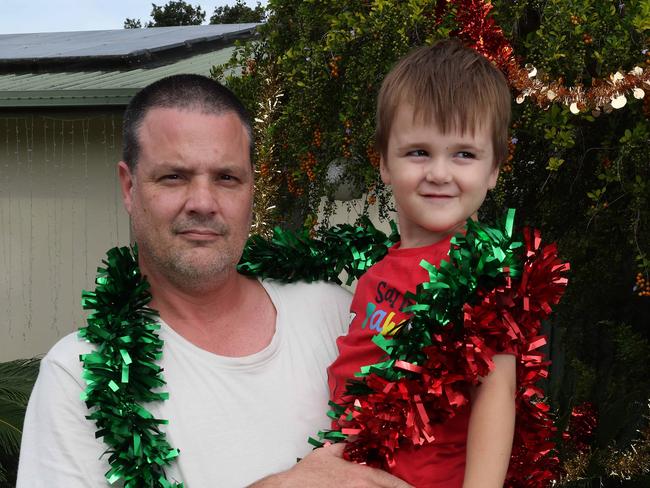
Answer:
[
  {"xmin": 17, "ymin": 336, "xmax": 109, "ymax": 488},
  {"xmin": 319, "ymin": 281, "xmax": 353, "ymax": 338}
]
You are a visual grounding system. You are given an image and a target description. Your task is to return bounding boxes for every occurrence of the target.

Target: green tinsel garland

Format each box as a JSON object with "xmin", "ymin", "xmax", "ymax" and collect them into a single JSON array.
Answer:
[
  {"xmin": 79, "ymin": 246, "xmax": 182, "ymax": 488},
  {"xmin": 238, "ymin": 217, "xmax": 399, "ymax": 284}
]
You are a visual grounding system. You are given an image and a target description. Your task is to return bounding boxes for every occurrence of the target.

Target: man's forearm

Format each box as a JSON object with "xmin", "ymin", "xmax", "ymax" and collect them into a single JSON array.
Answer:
[{"xmin": 248, "ymin": 443, "xmax": 413, "ymax": 488}]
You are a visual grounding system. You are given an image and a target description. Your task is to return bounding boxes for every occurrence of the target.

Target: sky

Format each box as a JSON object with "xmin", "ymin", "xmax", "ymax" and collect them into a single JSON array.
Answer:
[{"xmin": 0, "ymin": 0, "xmax": 265, "ymax": 35}]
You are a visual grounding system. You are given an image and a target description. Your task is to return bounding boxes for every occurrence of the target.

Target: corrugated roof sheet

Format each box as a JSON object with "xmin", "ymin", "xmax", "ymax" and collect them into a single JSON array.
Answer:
[
  {"xmin": 0, "ymin": 24, "xmax": 257, "ymax": 60},
  {"xmin": 0, "ymin": 47, "xmax": 238, "ymax": 107},
  {"xmin": 0, "ymin": 24, "xmax": 256, "ymax": 108}
]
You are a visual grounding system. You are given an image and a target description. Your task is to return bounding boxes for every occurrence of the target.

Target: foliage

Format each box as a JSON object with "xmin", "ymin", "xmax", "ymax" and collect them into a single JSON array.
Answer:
[
  {"xmin": 221, "ymin": 0, "xmax": 461, "ymax": 226},
  {"xmin": 0, "ymin": 358, "xmax": 39, "ymax": 487},
  {"xmin": 123, "ymin": 18, "xmax": 142, "ymax": 29},
  {"xmin": 124, "ymin": 1, "xmax": 265, "ymax": 29},
  {"xmin": 210, "ymin": 0, "xmax": 266, "ymax": 24},
  {"xmin": 219, "ymin": 0, "xmax": 650, "ymax": 483},
  {"xmin": 147, "ymin": 1, "xmax": 206, "ymax": 27},
  {"xmin": 124, "ymin": 1, "xmax": 206, "ymax": 28}
]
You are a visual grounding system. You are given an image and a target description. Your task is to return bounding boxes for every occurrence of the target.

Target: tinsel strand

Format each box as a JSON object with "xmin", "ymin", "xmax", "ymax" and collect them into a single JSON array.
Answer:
[
  {"xmin": 239, "ymin": 217, "xmax": 399, "ymax": 285},
  {"xmin": 79, "ymin": 246, "xmax": 182, "ymax": 488},
  {"xmin": 448, "ymin": 0, "xmax": 647, "ymax": 113},
  {"xmin": 251, "ymin": 62, "xmax": 283, "ymax": 238}
]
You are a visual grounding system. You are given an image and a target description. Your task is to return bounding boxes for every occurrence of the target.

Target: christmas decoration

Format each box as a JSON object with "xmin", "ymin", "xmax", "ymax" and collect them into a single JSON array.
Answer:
[
  {"xmin": 296, "ymin": 210, "xmax": 570, "ymax": 488},
  {"xmin": 79, "ymin": 246, "xmax": 182, "ymax": 488},
  {"xmin": 449, "ymin": 0, "xmax": 649, "ymax": 114},
  {"xmin": 250, "ymin": 64, "xmax": 283, "ymax": 238}
]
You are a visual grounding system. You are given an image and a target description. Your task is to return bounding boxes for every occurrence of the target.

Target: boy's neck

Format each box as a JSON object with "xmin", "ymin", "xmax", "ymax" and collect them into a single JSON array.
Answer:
[{"xmin": 397, "ymin": 218, "xmax": 473, "ymax": 249}]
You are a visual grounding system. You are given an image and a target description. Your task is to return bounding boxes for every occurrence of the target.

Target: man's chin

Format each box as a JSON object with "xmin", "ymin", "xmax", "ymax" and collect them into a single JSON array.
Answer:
[{"xmin": 168, "ymin": 252, "xmax": 234, "ymax": 279}]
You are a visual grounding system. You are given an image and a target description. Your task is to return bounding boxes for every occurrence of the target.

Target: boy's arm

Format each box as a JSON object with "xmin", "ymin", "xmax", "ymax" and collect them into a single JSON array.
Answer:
[{"xmin": 463, "ymin": 354, "xmax": 516, "ymax": 488}]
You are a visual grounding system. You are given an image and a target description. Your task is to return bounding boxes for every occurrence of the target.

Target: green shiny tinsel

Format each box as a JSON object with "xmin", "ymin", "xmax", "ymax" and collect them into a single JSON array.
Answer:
[
  {"xmin": 238, "ymin": 217, "xmax": 399, "ymax": 285},
  {"xmin": 79, "ymin": 246, "xmax": 182, "ymax": 488}
]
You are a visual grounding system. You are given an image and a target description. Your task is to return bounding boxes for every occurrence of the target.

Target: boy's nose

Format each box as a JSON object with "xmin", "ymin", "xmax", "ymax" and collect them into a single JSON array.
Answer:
[{"xmin": 424, "ymin": 159, "xmax": 452, "ymax": 184}]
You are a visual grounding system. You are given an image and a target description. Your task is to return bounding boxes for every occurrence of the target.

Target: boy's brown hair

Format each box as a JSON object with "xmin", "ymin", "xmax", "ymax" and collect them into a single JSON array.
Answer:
[{"xmin": 375, "ymin": 39, "xmax": 511, "ymax": 166}]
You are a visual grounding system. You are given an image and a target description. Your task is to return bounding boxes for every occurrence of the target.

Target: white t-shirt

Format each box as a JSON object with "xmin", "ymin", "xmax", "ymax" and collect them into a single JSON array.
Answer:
[{"xmin": 17, "ymin": 279, "xmax": 351, "ymax": 488}]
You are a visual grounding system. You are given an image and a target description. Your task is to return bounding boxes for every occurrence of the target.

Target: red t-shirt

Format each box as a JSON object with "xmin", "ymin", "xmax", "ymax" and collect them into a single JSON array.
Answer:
[{"xmin": 328, "ymin": 236, "xmax": 469, "ymax": 488}]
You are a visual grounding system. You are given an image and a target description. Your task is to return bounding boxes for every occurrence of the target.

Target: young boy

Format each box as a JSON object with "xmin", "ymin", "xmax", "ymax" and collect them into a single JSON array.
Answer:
[{"xmin": 328, "ymin": 39, "xmax": 515, "ymax": 488}]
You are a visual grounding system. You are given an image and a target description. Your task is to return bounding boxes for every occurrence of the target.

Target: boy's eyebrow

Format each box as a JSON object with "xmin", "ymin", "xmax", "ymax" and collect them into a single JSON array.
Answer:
[
  {"xmin": 394, "ymin": 141, "xmax": 488, "ymax": 155},
  {"xmin": 446, "ymin": 143, "xmax": 487, "ymax": 154}
]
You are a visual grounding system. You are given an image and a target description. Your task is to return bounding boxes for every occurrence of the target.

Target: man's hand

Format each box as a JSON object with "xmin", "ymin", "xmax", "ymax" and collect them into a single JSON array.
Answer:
[{"xmin": 249, "ymin": 443, "xmax": 413, "ymax": 488}]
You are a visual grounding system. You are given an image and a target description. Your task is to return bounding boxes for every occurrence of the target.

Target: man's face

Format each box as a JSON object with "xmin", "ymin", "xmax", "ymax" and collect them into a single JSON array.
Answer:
[
  {"xmin": 118, "ymin": 107, "xmax": 253, "ymax": 288},
  {"xmin": 380, "ymin": 103, "xmax": 499, "ymax": 248}
]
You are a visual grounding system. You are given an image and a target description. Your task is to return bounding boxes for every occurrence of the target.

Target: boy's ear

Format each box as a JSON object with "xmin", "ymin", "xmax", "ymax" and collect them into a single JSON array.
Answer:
[
  {"xmin": 379, "ymin": 155, "xmax": 391, "ymax": 185},
  {"xmin": 487, "ymin": 163, "xmax": 500, "ymax": 190}
]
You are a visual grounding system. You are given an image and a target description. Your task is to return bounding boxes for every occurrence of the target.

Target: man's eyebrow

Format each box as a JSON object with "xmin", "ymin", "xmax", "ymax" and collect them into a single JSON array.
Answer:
[
  {"xmin": 153, "ymin": 162, "xmax": 250, "ymax": 176},
  {"xmin": 215, "ymin": 164, "xmax": 248, "ymax": 174},
  {"xmin": 155, "ymin": 162, "xmax": 189, "ymax": 172}
]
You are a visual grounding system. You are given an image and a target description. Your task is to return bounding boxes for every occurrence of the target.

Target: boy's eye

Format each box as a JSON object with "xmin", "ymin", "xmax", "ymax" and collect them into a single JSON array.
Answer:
[
  {"xmin": 407, "ymin": 149, "xmax": 429, "ymax": 157},
  {"xmin": 455, "ymin": 151, "xmax": 476, "ymax": 159}
]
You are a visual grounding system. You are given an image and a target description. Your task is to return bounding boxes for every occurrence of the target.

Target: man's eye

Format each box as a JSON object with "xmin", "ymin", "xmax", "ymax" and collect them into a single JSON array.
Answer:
[
  {"xmin": 161, "ymin": 174, "xmax": 181, "ymax": 181},
  {"xmin": 219, "ymin": 174, "xmax": 238, "ymax": 182},
  {"xmin": 407, "ymin": 149, "xmax": 428, "ymax": 157}
]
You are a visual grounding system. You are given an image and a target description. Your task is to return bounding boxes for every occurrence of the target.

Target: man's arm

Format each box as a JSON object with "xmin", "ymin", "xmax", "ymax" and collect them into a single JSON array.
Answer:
[
  {"xmin": 249, "ymin": 443, "xmax": 413, "ymax": 488},
  {"xmin": 463, "ymin": 354, "xmax": 516, "ymax": 488},
  {"xmin": 17, "ymin": 349, "xmax": 108, "ymax": 488}
]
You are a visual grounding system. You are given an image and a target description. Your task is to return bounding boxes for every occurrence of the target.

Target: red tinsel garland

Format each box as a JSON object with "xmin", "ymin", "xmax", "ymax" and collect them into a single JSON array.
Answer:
[{"xmin": 331, "ymin": 229, "xmax": 569, "ymax": 487}]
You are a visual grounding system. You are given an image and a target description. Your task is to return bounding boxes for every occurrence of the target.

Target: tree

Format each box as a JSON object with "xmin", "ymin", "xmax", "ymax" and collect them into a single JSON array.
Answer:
[
  {"xmin": 146, "ymin": 1, "xmax": 206, "ymax": 27},
  {"xmin": 210, "ymin": 0, "xmax": 266, "ymax": 24},
  {"xmin": 123, "ymin": 18, "xmax": 142, "ymax": 29}
]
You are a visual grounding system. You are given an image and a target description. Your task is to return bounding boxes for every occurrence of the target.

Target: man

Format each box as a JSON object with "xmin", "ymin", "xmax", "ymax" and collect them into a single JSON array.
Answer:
[{"xmin": 17, "ymin": 75, "xmax": 410, "ymax": 487}]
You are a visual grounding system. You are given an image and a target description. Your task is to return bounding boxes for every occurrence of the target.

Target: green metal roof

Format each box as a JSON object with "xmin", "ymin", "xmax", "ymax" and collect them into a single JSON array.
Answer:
[{"xmin": 0, "ymin": 47, "xmax": 236, "ymax": 107}]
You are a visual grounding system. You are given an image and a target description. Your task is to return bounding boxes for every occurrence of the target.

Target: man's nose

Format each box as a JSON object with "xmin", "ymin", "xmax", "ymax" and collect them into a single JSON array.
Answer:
[{"xmin": 185, "ymin": 178, "xmax": 218, "ymax": 214}]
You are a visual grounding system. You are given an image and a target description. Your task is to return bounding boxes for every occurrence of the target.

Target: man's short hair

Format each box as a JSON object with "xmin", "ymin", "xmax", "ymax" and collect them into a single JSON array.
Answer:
[
  {"xmin": 375, "ymin": 39, "xmax": 511, "ymax": 166},
  {"xmin": 122, "ymin": 74, "xmax": 253, "ymax": 170}
]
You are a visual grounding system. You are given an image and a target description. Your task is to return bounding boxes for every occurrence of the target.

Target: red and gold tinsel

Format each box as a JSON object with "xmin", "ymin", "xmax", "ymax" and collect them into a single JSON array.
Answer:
[
  {"xmin": 327, "ymin": 226, "xmax": 569, "ymax": 487},
  {"xmin": 447, "ymin": 0, "xmax": 648, "ymax": 114}
]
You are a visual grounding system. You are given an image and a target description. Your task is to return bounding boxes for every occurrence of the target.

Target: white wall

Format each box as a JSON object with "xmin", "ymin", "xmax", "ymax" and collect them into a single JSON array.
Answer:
[
  {"xmin": 0, "ymin": 110, "xmax": 396, "ymax": 361},
  {"xmin": 0, "ymin": 110, "xmax": 130, "ymax": 360}
]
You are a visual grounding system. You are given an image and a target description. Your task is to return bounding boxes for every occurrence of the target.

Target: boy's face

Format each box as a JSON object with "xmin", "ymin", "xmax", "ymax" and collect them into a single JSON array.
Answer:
[{"xmin": 380, "ymin": 104, "xmax": 499, "ymax": 249}]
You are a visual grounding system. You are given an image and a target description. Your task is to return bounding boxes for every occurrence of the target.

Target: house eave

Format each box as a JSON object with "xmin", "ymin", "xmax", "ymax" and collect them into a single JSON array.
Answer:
[{"xmin": 0, "ymin": 89, "xmax": 137, "ymax": 107}]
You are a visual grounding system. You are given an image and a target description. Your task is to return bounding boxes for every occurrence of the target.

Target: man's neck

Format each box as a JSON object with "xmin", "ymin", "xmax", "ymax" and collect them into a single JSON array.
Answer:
[{"xmin": 140, "ymin": 262, "xmax": 276, "ymax": 357}]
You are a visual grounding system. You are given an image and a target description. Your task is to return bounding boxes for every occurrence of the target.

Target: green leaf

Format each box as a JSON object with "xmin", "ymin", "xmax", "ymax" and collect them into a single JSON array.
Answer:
[
  {"xmin": 0, "ymin": 358, "xmax": 40, "ymax": 458},
  {"xmin": 546, "ymin": 156, "xmax": 565, "ymax": 171}
]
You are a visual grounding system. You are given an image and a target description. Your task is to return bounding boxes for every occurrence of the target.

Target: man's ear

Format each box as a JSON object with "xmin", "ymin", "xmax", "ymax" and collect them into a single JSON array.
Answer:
[
  {"xmin": 117, "ymin": 161, "xmax": 135, "ymax": 215},
  {"xmin": 379, "ymin": 155, "xmax": 391, "ymax": 186}
]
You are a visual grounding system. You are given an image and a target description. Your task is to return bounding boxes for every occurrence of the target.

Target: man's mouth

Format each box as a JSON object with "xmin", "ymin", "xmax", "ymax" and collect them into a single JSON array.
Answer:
[{"xmin": 176, "ymin": 228, "xmax": 224, "ymax": 240}]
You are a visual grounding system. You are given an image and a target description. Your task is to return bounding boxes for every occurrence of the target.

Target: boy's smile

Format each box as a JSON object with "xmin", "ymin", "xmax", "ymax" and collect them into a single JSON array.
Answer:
[{"xmin": 380, "ymin": 104, "xmax": 499, "ymax": 249}]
